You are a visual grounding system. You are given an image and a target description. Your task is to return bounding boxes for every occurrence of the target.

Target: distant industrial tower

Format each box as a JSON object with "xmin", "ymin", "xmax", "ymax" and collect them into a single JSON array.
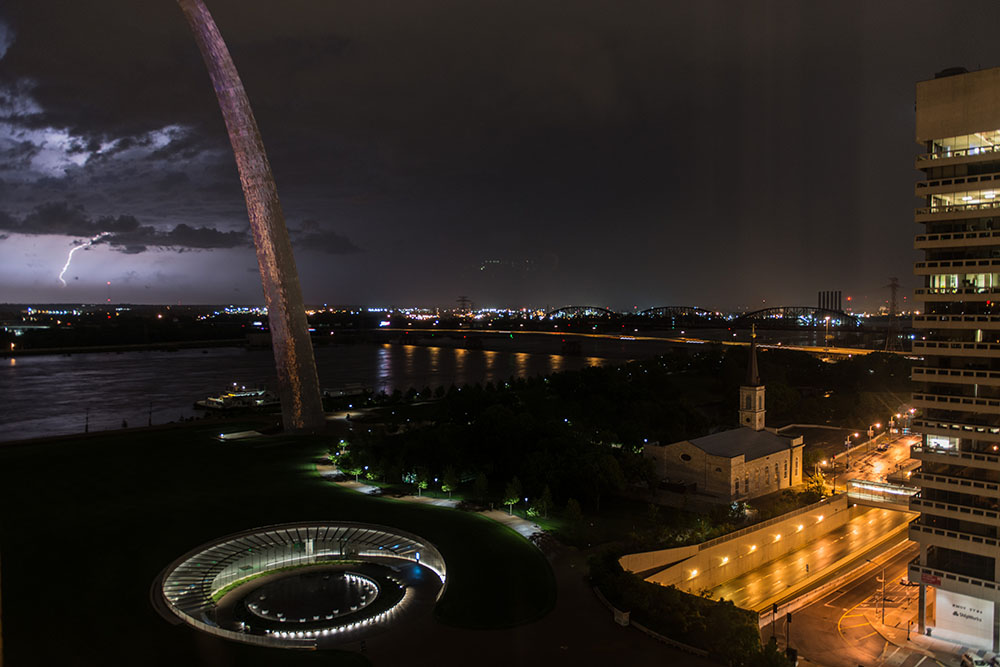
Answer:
[
  {"xmin": 817, "ymin": 290, "xmax": 842, "ymax": 311},
  {"xmin": 176, "ymin": 0, "xmax": 325, "ymax": 431},
  {"xmin": 911, "ymin": 66, "xmax": 1000, "ymax": 650}
]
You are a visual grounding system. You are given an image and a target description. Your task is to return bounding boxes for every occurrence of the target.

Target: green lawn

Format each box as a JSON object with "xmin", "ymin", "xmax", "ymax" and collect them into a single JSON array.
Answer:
[{"xmin": 0, "ymin": 423, "xmax": 555, "ymax": 665}]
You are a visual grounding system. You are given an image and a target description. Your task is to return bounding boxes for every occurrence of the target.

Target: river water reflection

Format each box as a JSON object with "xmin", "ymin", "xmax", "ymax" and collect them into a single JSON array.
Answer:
[{"xmin": 0, "ymin": 343, "xmax": 611, "ymax": 442}]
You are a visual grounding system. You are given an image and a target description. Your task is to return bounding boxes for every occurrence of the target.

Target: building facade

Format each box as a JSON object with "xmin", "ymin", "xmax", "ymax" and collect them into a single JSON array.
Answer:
[
  {"xmin": 645, "ymin": 335, "xmax": 804, "ymax": 503},
  {"xmin": 910, "ymin": 66, "xmax": 1000, "ymax": 651}
]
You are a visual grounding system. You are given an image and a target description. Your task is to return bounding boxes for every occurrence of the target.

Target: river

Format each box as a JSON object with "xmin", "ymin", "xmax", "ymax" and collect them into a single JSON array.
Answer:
[{"xmin": 0, "ymin": 343, "xmax": 613, "ymax": 442}]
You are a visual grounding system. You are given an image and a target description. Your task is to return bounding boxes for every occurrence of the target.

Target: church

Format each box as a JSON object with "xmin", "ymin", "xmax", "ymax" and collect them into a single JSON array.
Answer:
[{"xmin": 644, "ymin": 332, "xmax": 804, "ymax": 503}]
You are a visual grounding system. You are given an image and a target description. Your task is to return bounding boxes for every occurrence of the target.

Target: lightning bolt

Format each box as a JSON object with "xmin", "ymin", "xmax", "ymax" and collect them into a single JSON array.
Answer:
[{"xmin": 58, "ymin": 232, "xmax": 111, "ymax": 287}]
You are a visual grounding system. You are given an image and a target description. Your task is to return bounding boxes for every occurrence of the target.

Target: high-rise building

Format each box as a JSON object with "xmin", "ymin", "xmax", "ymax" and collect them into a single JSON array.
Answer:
[{"xmin": 910, "ymin": 65, "xmax": 1000, "ymax": 651}]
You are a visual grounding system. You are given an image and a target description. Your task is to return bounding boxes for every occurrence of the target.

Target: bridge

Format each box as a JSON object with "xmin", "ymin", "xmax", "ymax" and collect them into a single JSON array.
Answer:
[
  {"xmin": 635, "ymin": 305, "xmax": 717, "ymax": 319},
  {"xmin": 733, "ymin": 306, "xmax": 861, "ymax": 329},
  {"xmin": 545, "ymin": 306, "xmax": 618, "ymax": 319},
  {"xmin": 847, "ymin": 478, "xmax": 918, "ymax": 512}
]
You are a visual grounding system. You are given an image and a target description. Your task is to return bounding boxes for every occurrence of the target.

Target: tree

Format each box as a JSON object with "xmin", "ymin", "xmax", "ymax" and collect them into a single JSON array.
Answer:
[
  {"xmin": 415, "ymin": 467, "xmax": 430, "ymax": 496},
  {"xmin": 564, "ymin": 498, "xmax": 584, "ymax": 536},
  {"xmin": 539, "ymin": 485, "xmax": 554, "ymax": 519},
  {"xmin": 803, "ymin": 472, "xmax": 827, "ymax": 499},
  {"xmin": 473, "ymin": 472, "xmax": 489, "ymax": 502},
  {"xmin": 441, "ymin": 466, "xmax": 459, "ymax": 499},
  {"xmin": 503, "ymin": 476, "xmax": 523, "ymax": 515}
]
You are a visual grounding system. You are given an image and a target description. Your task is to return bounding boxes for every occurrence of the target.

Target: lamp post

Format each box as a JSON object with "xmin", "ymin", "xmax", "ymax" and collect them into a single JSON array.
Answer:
[
  {"xmin": 867, "ymin": 558, "xmax": 887, "ymax": 624},
  {"xmin": 845, "ymin": 432, "xmax": 856, "ymax": 471}
]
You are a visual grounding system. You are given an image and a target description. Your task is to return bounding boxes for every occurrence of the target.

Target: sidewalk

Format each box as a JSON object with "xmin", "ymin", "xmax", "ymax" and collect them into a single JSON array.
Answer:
[
  {"xmin": 317, "ymin": 463, "xmax": 544, "ymax": 545},
  {"xmin": 864, "ymin": 598, "xmax": 996, "ymax": 666}
]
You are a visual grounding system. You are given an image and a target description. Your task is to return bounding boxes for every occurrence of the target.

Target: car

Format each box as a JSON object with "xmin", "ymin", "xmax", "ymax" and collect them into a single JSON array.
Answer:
[
  {"xmin": 876, "ymin": 443, "xmax": 889, "ymax": 452},
  {"xmin": 961, "ymin": 652, "xmax": 991, "ymax": 667},
  {"xmin": 899, "ymin": 577, "xmax": 919, "ymax": 587}
]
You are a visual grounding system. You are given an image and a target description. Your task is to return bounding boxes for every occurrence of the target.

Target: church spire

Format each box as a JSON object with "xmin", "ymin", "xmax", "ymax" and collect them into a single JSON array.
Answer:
[
  {"xmin": 746, "ymin": 324, "xmax": 761, "ymax": 387},
  {"xmin": 739, "ymin": 325, "xmax": 766, "ymax": 430}
]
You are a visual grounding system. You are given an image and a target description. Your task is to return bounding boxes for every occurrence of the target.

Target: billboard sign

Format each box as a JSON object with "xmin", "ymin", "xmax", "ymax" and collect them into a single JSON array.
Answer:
[{"xmin": 936, "ymin": 589, "xmax": 994, "ymax": 648}]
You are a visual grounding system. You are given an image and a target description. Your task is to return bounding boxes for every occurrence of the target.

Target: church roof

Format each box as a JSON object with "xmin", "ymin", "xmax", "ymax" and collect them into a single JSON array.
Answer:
[{"xmin": 690, "ymin": 428, "xmax": 796, "ymax": 461}]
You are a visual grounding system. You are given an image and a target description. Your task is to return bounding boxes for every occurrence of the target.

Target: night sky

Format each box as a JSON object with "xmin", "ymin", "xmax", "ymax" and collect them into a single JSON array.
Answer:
[{"xmin": 2, "ymin": 1, "xmax": 1000, "ymax": 310}]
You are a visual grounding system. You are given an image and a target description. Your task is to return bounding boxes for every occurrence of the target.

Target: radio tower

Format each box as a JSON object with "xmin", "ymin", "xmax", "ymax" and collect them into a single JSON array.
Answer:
[
  {"xmin": 456, "ymin": 296, "xmax": 473, "ymax": 315},
  {"xmin": 885, "ymin": 277, "xmax": 901, "ymax": 351}
]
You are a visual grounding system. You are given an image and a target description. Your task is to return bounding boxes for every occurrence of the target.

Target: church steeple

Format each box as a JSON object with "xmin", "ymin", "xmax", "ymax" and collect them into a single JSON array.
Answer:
[
  {"xmin": 739, "ymin": 326, "xmax": 766, "ymax": 430},
  {"xmin": 746, "ymin": 325, "xmax": 761, "ymax": 387}
]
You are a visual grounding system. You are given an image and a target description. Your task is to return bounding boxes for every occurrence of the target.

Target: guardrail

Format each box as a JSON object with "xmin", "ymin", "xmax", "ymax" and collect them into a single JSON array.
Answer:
[
  {"xmin": 916, "ymin": 171, "xmax": 1000, "ymax": 189},
  {"xmin": 917, "ymin": 144, "xmax": 1000, "ymax": 162},
  {"xmin": 698, "ymin": 496, "xmax": 837, "ymax": 551},
  {"xmin": 909, "ymin": 522, "xmax": 1000, "ymax": 548}
]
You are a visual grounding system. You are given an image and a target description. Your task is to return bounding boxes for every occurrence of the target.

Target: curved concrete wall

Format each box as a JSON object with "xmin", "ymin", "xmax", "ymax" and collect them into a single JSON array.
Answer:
[{"xmin": 621, "ymin": 495, "xmax": 853, "ymax": 591}]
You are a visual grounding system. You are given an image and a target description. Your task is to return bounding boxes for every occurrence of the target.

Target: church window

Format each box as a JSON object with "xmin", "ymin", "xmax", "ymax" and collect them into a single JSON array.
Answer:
[
  {"xmin": 765, "ymin": 467, "xmax": 770, "ymax": 484},
  {"xmin": 774, "ymin": 463, "xmax": 779, "ymax": 482},
  {"xmin": 745, "ymin": 474, "xmax": 749, "ymax": 491},
  {"xmin": 745, "ymin": 395, "xmax": 752, "ymax": 410},
  {"xmin": 784, "ymin": 461, "xmax": 788, "ymax": 478},
  {"xmin": 735, "ymin": 479, "xmax": 740, "ymax": 494},
  {"xmin": 681, "ymin": 453, "xmax": 692, "ymax": 462},
  {"xmin": 715, "ymin": 467, "xmax": 722, "ymax": 473}
]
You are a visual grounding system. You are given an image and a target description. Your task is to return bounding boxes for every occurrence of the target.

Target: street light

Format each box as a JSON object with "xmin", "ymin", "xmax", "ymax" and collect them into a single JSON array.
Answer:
[{"xmin": 866, "ymin": 558, "xmax": 887, "ymax": 624}]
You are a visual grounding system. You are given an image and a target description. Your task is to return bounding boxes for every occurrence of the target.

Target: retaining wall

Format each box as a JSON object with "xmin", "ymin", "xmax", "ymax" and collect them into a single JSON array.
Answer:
[{"xmin": 621, "ymin": 495, "xmax": 856, "ymax": 591}]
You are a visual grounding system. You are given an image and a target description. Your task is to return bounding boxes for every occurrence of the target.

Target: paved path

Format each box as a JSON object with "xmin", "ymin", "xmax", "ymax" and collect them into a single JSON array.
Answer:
[
  {"xmin": 318, "ymin": 464, "xmax": 714, "ymax": 665},
  {"xmin": 317, "ymin": 465, "xmax": 542, "ymax": 540}
]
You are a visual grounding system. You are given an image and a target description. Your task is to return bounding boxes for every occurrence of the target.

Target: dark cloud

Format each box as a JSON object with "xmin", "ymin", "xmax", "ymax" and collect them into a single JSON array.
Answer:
[
  {"xmin": 292, "ymin": 219, "xmax": 361, "ymax": 255},
  {"xmin": 0, "ymin": 202, "xmax": 250, "ymax": 252},
  {"xmin": 2, "ymin": 2, "xmax": 1000, "ymax": 306}
]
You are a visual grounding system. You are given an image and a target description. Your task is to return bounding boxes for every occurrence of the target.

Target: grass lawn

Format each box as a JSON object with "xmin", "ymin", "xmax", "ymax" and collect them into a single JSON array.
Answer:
[{"xmin": 0, "ymin": 422, "xmax": 555, "ymax": 666}]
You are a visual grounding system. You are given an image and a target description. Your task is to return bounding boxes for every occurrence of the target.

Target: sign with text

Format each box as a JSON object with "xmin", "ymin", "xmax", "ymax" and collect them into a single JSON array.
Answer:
[
  {"xmin": 921, "ymin": 572, "xmax": 941, "ymax": 586},
  {"xmin": 936, "ymin": 589, "xmax": 993, "ymax": 647}
]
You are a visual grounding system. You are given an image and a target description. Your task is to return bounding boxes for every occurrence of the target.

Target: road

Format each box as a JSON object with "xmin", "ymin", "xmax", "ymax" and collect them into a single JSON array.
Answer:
[
  {"xmin": 710, "ymin": 507, "xmax": 913, "ymax": 612},
  {"xmin": 761, "ymin": 543, "xmax": 931, "ymax": 667},
  {"xmin": 831, "ymin": 434, "xmax": 920, "ymax": 491}
]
